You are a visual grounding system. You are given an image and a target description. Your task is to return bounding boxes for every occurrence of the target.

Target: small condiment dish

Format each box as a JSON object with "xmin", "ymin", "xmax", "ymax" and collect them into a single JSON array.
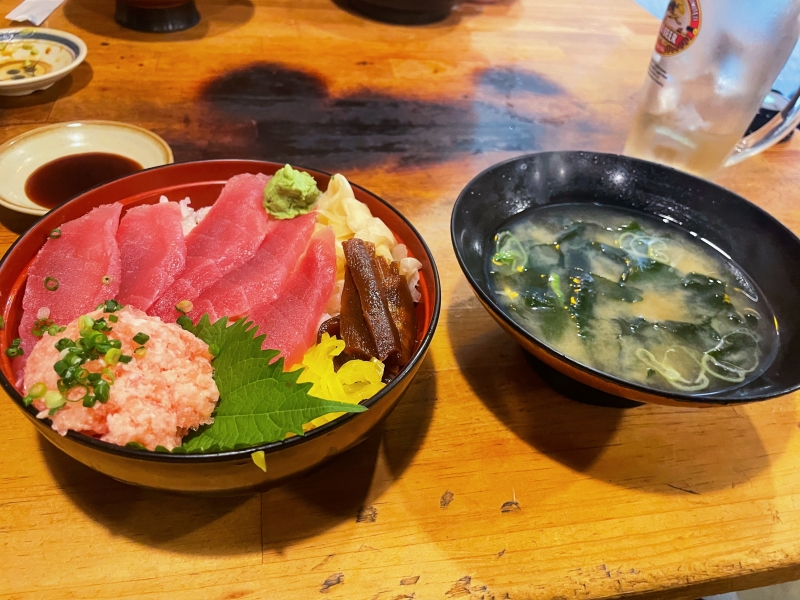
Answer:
[
  {"xmin": 0, "ymin": 28, "xmax": 87, "ymax": 96},
  {"xmin": 451, "ymin": 151, "xmax": 800, "ymax": 407},
  {"xmin": 0, "ymin": 121, "xmax": 173, "ymax": 216}
]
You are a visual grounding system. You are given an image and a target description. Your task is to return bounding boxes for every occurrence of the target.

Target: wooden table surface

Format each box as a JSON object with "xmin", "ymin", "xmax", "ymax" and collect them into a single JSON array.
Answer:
[{"xmin": 3, "ymin": 1, "xmax": 800, "ymax": 599}]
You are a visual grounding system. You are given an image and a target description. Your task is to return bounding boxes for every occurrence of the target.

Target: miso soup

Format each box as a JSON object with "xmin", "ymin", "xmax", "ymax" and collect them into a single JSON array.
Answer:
[{"xmin": 487, "ymin": 204, "xmax": 778, "ymax": 394}]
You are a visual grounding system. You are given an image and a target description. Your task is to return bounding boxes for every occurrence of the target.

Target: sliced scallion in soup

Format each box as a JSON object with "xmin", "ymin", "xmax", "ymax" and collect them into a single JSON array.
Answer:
[{"xmin": 487, "ymin": 204, "xmax": 778, "ymax": 394}]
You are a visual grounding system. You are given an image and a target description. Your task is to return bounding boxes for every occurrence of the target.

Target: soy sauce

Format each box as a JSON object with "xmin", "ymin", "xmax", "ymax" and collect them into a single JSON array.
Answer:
[{"xmin": 25, "ymin": 153, "xmax": 143, "ymax": 210}]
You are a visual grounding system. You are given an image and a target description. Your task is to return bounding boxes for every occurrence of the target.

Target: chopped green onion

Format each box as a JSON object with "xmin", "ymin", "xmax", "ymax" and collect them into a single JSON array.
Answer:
[
  {"xmin": 5, "ymin": 347, "xmax": 23, "ymax": 358},
  {"xmin": 175, "ymin": 300, "xmax": 193, "ymax": 314},
  {"xmin": 83, "ymin": 395, "xmax": 97, "ymax": 408},
  {"xmin": 54, "ymin": 338, "xmax": 75, "ymax": 351},
  {"xmin": 132, "ymin": 332, "xmax": 149, "ymax": 345},
  {"xmin": 67, "ymin": 385, "xmax": 89, "ymax": 402},
  {"xmin": 91, "ymin": 332, "xmax": 108, "ymax": 345},
  {"xmin": 48, "ymin": 228, "xmax": 61, "ymax": 239},
  {"xmin": 0, "ymin": 315, "xmax": 5, "ymax": 330},
  {"xmin": 44, "ymin": 391, "xmax": 65, "ymax": 410},
  {"xmin": 44, "ymin": 277, "xmax": 59, "ymax": 291},
  {"xmin": 9, "ymin": 338, "xmax": 20, "ymax": 348},
  {"xmin": 133, "ymin": 346, "xmax": 146, "ymax": 358},
  {"xmin": 101, "ymin": 368, "xmax": 115, "ymax": 383},
  {"xmin": 63, "ymin": 352, "xmax": 82, "ymax": 368},
  {"xmin": 94, "ymin": 380, "xmax": 110, "ymax": 403},
  {"xmin": 29, "ymin": 382, "xmax": 47, "ymax": 398},
  {"xmin": 32, "ymin": 318, "xmax": 55, "ymax": 338},
  {"xmin": 108, "ymin": 315, "xmax": 118, "ymax": 323},
  {"xmin": 102, "ymin": 300, "xmax": 123, "ymax": 313},
  {"xmin": 78, "ymin": 315, "xmax": 94, "ymax": 331},
  {"xmin": 86, "ymin": 372, "xmax": 101, "ymax": 383},
  {"xmin": 23, "ymin": 395, "xmax": 33, "ymax": 407},
  {"xmin": 118, "ymin": 354, "xmax": 133, "ymax": 364},
  {"xmin": 104, "ymin": 348, "xmax": 121, "ymax": 366},
  {"xmin": 108, "ymin": 339, "xmax": 122, "ymax": 349}
]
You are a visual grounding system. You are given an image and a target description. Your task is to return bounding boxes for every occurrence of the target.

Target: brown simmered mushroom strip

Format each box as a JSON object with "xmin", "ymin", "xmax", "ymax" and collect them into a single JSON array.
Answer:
[
  {"xmin": 375, "ymin": 258, "xmax": 417, "ymax": 372},
  {"xmin": 317, "ymin": 315, "xmax": 340, "ymax": 343},
  {"xmin": 340, "ymin": 267, "xmax": 379, "ymax": 359},
  {"xmin": 341, "ymin": 238, "xmax": 401, "ymax": 362}
]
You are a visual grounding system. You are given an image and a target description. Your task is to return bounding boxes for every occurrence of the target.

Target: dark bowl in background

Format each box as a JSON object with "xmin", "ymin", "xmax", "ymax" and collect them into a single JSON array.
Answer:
[
  {"xmin": 340, "ymin": 0, "xmax": 455, "ymax": 25},
  {"xmin": 451, "ymin": 151, "xmax": 800, "ymax": 407},
  {"xmin": 114, "ymin": 0, "xmax": 200, "ymax": 32},
  {"xmin": 0, "ymin": 160, "xmax": 440, "ymax": 495}
]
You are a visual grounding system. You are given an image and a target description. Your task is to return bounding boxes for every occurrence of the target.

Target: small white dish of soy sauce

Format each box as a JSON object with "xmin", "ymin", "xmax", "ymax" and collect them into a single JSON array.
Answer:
[{"xmin": 0, "ymin": 121, "xmax": 173, "ymax": 216}]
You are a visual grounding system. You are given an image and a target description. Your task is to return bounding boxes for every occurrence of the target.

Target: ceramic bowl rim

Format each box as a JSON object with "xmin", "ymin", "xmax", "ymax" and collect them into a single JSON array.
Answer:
[
  {"xmin": 450, "ymin": 150, "xmax": 800, "ymax": 405},
  {"xmin": 0, "ymin": 27, "xmax": 88, "ymax": 91},
  {"xmin": 0, "ymin": 159, "xmax": 441, "ymax": 461},
  {"xmin": 0, "ymin": 120, "xmax": 175, "ymax": 216}
]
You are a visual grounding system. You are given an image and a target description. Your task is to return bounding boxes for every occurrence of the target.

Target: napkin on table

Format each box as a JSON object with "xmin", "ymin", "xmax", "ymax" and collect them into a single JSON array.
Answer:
[{"xmin": 6, "ymin": 0, "xmax": 66, "ymax": 26}]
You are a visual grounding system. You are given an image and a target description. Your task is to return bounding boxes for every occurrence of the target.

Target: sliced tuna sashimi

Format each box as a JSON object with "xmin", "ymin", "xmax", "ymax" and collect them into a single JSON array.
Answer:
[
  {"xmin": 148, "ymin": 173, "xmax": 271, "ymax": 322},
  {"xmin": 189, "ymin": 211, "xmax": 316, "ymax": 322},
  {"xmin": 117, "ymin": 201, "xmax": 187, "ymax": 311},
  {"xmin": 16, "ymin": 203, "xmax": 123, "ymax": 377},
  {"xmin": 248, "ymin": 227, "xmax": 336, "ymax": 368}
]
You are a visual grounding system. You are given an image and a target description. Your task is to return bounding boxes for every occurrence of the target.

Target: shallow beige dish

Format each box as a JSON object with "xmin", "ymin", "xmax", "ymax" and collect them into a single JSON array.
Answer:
[
  {"xmin": 0, "ymin": 28, "xmax": 87, "ymax": 96},
  {"xmin": 0, "ymin": 121, "xmax": 174, "ymax": 215}
]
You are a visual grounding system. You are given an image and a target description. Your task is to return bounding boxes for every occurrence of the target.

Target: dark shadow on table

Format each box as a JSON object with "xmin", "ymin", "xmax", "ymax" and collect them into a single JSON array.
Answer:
[
  {"xmin": 0, "ymin": 205, "xmax": 40, "ymax": 236},
  {"xmin": 261, "ymin": 355, "xmax": 437, "ymax": 551},
  {"xmin": 39, "ymin": 435, "xmax": 259, "ymax": 556},
  {"xmin": 63, "ymin": 0, "xmax": 254, "ymax": 41},
  {"xmin": 0, "ymin": 62, "xmax": 94, "ymax": 111},
  {"xmin": 447, "ymin": 279, "xmax": 791, "ymax": 495},
  {"xmin": 184, "ymin": 62, "xmax": 597, "ymax": 171}
]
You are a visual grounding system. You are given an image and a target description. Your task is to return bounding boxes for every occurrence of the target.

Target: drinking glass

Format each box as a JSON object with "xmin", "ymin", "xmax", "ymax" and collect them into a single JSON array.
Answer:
[{"xmin": 624, "ymin": 0, "xmax": 800, "ymax": 179}]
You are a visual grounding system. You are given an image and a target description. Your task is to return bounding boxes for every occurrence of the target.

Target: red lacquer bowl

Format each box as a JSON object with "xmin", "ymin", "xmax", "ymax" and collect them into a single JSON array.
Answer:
[{"xmin": 0, "ymin": 160, "xmax": 440, "ymax": 495}]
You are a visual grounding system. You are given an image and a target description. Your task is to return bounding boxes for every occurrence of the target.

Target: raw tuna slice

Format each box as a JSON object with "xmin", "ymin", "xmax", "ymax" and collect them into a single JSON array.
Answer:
[
  {"xmin": 189, "ymin": 212, "xmax": 316, "ymax": 322},
  {"xmin": 148, "ymin": 173, "xmax": 271, "ymax": 322},
  {"xmin": 16, "ymin": 203, "xmax": 123, "ymax": 378},
  {"xmin": 117, "ymin": 202, "xmax": 186, "ymax": 311},
  {"xmin": 248, "ymin": 227, "xmax": 336, "ymax": 368}
]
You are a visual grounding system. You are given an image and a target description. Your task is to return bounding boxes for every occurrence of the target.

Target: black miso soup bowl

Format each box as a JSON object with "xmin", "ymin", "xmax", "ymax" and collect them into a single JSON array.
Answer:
[
  {"xmin": 0, "ymin": 160, "xmax": 440, "ymax": 495},
  {"xmin": 451, "ymin": 151, "xmax": 800, "ymax": 408}
]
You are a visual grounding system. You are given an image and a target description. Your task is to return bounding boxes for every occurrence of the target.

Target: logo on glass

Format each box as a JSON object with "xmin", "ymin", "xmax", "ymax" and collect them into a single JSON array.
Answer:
[{"xmin": 655, "ymin": 0, "xmax": 701, "ymax": 56}]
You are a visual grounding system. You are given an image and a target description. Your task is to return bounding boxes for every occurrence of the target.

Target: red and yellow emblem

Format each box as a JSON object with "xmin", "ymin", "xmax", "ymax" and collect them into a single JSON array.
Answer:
[{"xmin": 655, "ymin": 0, "xmax": 701, "ymax": 56}]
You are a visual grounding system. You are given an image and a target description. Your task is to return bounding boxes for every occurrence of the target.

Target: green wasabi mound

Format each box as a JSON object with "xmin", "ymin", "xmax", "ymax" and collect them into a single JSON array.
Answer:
[{"xmin": 263, "ymin": 164, "xmax": 321, "ymax": 219}]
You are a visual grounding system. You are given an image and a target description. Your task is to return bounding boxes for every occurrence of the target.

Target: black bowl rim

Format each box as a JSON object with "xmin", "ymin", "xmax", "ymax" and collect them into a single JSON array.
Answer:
[
  {"xmin": 0, "ymin": 158, "xmax": 442, "ymax": 462},
  {"xmin": 450, "ymin": 150, "xmax": 800, "ymax": 405}
]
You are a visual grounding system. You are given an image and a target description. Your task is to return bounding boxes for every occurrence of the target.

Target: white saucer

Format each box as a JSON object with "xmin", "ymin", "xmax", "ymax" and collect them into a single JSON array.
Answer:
[
  {"xmin": 0, "ymin": 28, "xmax": 88, "ymax": 96},
  {"xmin": 0, "ymin": 121, "xmax": 173, "ymax": 216}
]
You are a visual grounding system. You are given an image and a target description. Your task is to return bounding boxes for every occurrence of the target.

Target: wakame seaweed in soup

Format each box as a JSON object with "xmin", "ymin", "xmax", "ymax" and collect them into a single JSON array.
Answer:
[{"xmin": 487, "ymin": 204, "xmax": 778, "ymax": 394}]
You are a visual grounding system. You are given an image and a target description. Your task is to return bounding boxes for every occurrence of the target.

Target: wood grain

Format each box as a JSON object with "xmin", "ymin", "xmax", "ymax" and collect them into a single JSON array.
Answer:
[{"xmin": 3, "ymin": 0, "xmax": 800, "ymax": 598}]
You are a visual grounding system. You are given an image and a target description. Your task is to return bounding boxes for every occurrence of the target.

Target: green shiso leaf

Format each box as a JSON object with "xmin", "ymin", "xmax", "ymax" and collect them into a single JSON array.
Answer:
[{"xmin": 178, "ymin": 315, "xmax": 366, "ymax": 453}]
